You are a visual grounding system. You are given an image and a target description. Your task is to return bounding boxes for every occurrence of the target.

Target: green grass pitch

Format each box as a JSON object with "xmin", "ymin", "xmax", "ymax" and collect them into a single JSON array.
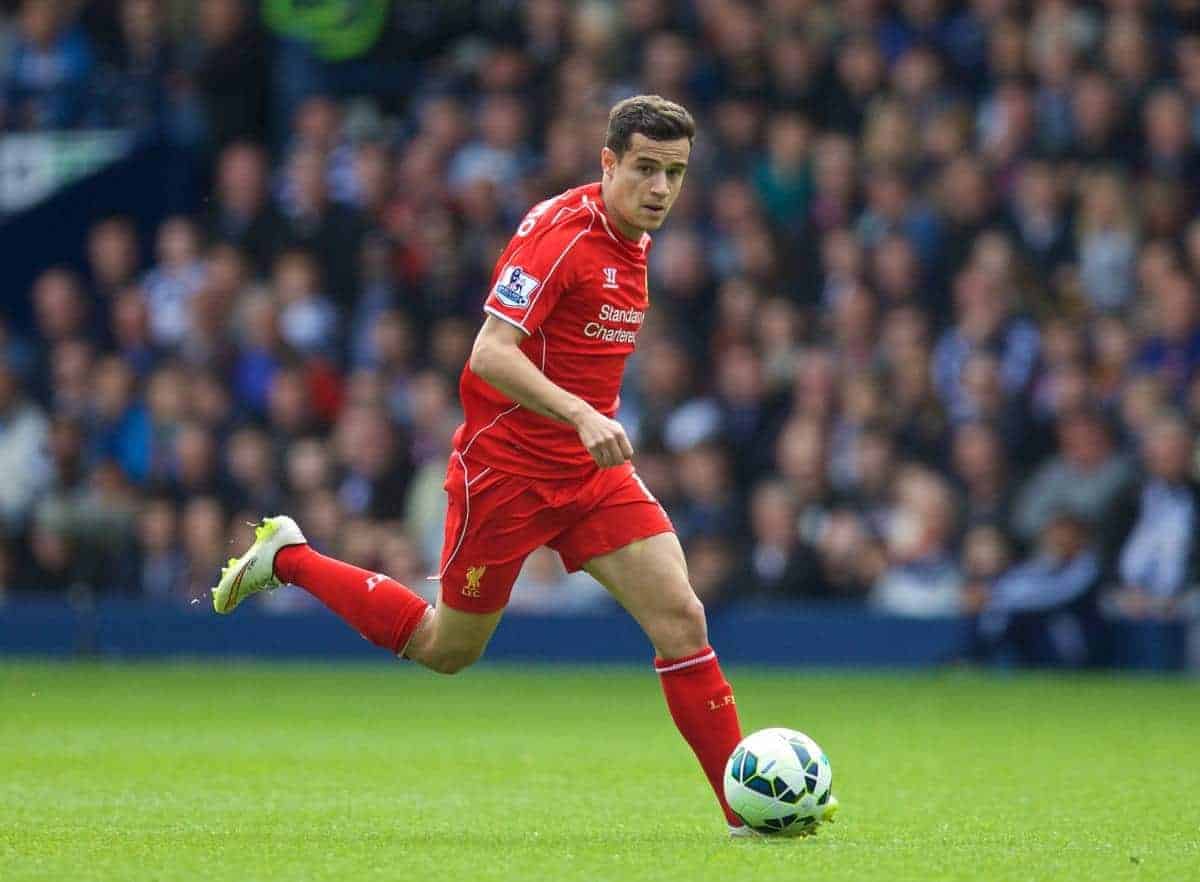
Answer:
[{"xmin": 2, "ymin": 662, "xmax": 1198, "ymax": 882}]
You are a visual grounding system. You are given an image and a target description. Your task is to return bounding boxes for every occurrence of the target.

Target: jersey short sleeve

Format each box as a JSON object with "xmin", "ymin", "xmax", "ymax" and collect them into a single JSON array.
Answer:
[{"xmin": 483, "ymin": 202, "xmax": 593, "ymax": 335}]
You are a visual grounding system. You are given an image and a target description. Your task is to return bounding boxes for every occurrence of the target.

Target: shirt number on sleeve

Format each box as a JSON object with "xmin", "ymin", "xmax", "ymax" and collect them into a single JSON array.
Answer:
[{"xmin": 516, "ymin": 198, "xmax": 554, "ymax": 237}]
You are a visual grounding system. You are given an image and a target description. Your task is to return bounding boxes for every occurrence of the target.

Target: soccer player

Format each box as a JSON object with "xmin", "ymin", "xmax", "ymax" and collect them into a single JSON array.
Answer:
[{"xmin": 212, "ymin": 95, "xmax": 834, "ymax": 836}]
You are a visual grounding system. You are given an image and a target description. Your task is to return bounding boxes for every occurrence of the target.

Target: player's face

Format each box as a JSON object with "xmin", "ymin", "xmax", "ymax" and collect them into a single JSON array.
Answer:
[{"xmin": 601, "ymin": 133, "xmax": 691, "ymax": 238}]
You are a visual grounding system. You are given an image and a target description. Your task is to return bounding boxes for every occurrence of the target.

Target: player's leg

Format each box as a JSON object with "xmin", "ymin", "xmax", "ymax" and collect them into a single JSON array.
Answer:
[
  {"xmin": 549, "ymin": 465, "xmax": 744, "ymax": 828},
  {"xmin": 275, "ymin": 540, "xmax": 513, "ymax": 675},
  {"xmin": 214, "ymin": 455, "xmax": 546, "ymax": 673},
  {"xmin": 580, "ymin": 530, "xmax": 705, "ymax": 656},
  {"xmin": 213, "ymin": 516, "xmax": 433, "ymax": 657},
  {"xmin": 401, "ymin": 601, "xmax": 503, "ymax": 675},
  {"xmin": 213, "ymin": 515, "xmax": 511, "ymax": 674},
  {"xmin": 580, "ymin": 531, "xmax": 744, "ymax": 828},
  {"xmin": 408, "ymin": 554, "xmax": 526, "ymax": 674}
]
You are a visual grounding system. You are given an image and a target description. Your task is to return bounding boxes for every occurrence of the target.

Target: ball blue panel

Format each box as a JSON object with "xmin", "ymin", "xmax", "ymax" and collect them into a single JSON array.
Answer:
[
  {"xmin": 728, "ymin": 747, "xmax": 745, "ymax": 782},
  {"xmin": 817, "ymin": 789, "xmax": 831, "ymax": 805},
  {"xmin": 739, "ymin": 750, "xmax": 758, "ymax": 781},
  {"xmin": 790, "ymin": 743, "xmax": 812, "ymax": 768}
]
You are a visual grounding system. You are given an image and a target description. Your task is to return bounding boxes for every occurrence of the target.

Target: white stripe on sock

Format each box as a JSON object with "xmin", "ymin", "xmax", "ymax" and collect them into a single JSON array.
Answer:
[{"xmin": 654, "ymin": 650, "xmax": 716, "ymax": 674}]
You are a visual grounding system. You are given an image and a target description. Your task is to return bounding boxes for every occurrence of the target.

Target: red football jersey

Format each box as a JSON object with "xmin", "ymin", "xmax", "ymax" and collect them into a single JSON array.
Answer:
[{"xmin": 453, "ymin": 182, "xmax": 652, "ymax": 479}]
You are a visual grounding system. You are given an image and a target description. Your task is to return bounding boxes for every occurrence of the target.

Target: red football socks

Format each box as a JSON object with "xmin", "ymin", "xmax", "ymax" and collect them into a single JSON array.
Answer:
[
  {"xmin": 655, "ymin": 646, "xmax": 744, "ymax": 826},
  {"xmin": 274, "ymin": 545, "xmax": 430, "ymax": 655}
]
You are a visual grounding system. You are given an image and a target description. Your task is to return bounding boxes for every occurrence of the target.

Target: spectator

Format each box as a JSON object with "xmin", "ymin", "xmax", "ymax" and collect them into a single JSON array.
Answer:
[
  {"xmin": 272, "ymin": 249, "xmax": 339, "ymax": 358},
  {"xmin": 2, "ymin": 0, "xmax": 95, "ymax": 130},
  {"xmin": 143, "ymin": 362, "xmax": 188, "ymax": 482},
  {"xmin": 278, "ymin": 96, "xmax": 358, "ymax": 209},
  {"xmin": 231, "ymin": 290, "xmax": 283, "ymax": 415},
  {"xmin": 88, "ymin": 355, "xmax": 151, "ymax": 483},
  {"xmin": 840, "ymin": 425, "xmax": 896, "ymax": 537},
  {"xmin": 933, "ymin": 265, "xmax": 1040, "ymax": 422},
  {"xmin": 1012, "ymin": 408, "xmax": 1134, "ymax": 543},
  {"xmin": 1107, "ymin": 413, "xmax": 1200, "ymax": 623},
  {"xmin": 823, "ymin": 34, "xmax": 885, "ymax": 136},
  {"xmin": 1068, "ymin": 69, "xmax": 1129, "ymax": 166},
  {"xmin": 32, "ymin": 268, "xmax": 90, "ymax": 346},
  {"xmin": 752, "ymin": 111, "xmax": 812, "ymax": 230},
  {"xmin": 1134, "ymin": 270, "xmax": 1200, "ymax": 397},
  {"xmin": 136, "ymin": 494, "xmax": 186, "ymax": 600},
  {"xmin": 738, "ymin": 478, "xmax": 823, "ymax": 602},
  {"xmin": 959, "ymin": 524, "xmax": 1014, "ymax": 616},
  {"xmin": 813, "ymin": 509, "xmax": 885, "ymax": 602},
  {"xmin": 774, "ymin": 416, "xmax": 834, "ymax": 543},
  {"xmin": 0, "ymin": 360, "xmax": 52, "ymax": 534},
  {"xmin": 109, "ymin": 287, "xmax": 159, "ymax": 376},
  {"xmin": 265, "ymin": 364, "xmax": 318, "ymax": 441},
  {"xmin": 333, "ymin": 405, "xmax": 410, "ymax": 520},
  {"xmin": 973, "ymin": 508, "xmax": 1104, "ymax": 667},
  {"xmin": 178, "ymin": 495, "xmax": 225, "ymax": 603},
  {"xmin": 934, "ymin": 156, "xmax": 999, "ymax": 285},
  {"xmin": 1076, "ymin": 168, "xmax": 1138, "ymax": 313},
  {"xmin": 855, "ymin": 164, "xmax": 937, "ymax": 263},
  {"xmin": 277, "ymin": 144, "xmax": 367, "ymax": 306},
  {"xmin": 141, "ymin": 216, "xmax": 207, "ymax": 348},
  {"xmin": 95, "ymin": 0, "xmax": 179, "ymax": 133},
  {"xmin": 448, "ymin": 92, "xmax": 535, "ymax": 202},
  {"xmin": 871, "ymin": 234, "xmax": 923, "ymax": 309},
  {"xmin": 670, "ymin": 443, "xmax": 741, "ymax": 543},
  {"xmin": 48, "ymin": 339, "xmax": 94, "ymax": 418},
  {"xmin": 684, "ymin": 532, "xmax": 739, "ymax": 607},
  {"xmin": 206, "ymin": 142, "xmax": 285, "ymax": 275},
  {"xmin": 870, "ymin": 466, "xmax": 963, "ymax": 618},
  {"xmin": 950, "ymin": 420, "xmax": 1013, "ymax": 530},
  {"xmin": 165, "ymin": 421, "xmax": 223, "ymax": 503},
  {"xmin": 1005, "ymin": 158, "xmax": 1073, "ymax": 275},
  {"xmin": 225, "ymin": 425, "xmax": 281, "ymax": 514},
  {"xmin": 712, "ymin": 342, "xmax": 773, "ymax": 483},
  {"xmin": 182, "ymin": 0, "xmax": 269, "ymax": 149},
  {"xmin": 87, "ymin": 216, "xmax": 142, "ymax": 307}
]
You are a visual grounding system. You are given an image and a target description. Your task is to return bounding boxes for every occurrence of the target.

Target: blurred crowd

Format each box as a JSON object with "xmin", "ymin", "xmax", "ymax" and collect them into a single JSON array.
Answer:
[{"xmin": 4, "ymin": 0, "xmax": 1200, "ymax": 666}]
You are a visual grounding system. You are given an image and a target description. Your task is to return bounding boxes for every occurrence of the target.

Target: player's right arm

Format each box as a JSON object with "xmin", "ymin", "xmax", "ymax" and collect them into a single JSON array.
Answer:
[{"xmin": 470, "ymin": 316, "xmax": 633, "ymax": 468}]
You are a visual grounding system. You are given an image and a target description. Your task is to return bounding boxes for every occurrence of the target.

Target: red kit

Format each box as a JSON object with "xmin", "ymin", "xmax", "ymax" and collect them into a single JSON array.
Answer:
[{"xmin": 438, "ymin": 183, "xmax": 674, "ymax": 613}]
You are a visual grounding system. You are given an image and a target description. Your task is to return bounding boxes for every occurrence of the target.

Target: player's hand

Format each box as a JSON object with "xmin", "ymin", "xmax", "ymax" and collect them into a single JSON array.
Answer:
[{"xmin": 573, "ymin": 407, "xmax": 633, "ymax": 468}]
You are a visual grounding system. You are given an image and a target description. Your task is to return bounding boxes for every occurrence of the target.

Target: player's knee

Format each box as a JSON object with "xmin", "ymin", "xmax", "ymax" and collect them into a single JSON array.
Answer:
[
  {"xmin": 654, "ymin": 593, "xmax": 708, "ymax": 658},
  {"xmin": 425, "ymin": 646, "xmax": 482, "ymax": 675},
  {"xmin": 678, "ymin": 594, "xmax": 708, "ymax": 647}
]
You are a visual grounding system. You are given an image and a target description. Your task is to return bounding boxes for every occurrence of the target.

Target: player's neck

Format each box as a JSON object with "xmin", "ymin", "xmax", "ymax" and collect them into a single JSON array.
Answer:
[{"xmin": 599, "ymin": 183, "xmax": 646, "ymax": 243}]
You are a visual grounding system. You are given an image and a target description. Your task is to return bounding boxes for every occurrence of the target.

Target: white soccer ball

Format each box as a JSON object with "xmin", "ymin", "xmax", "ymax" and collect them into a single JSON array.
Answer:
[{"xmin": 724, "ymin": 728, "xmax": 834, "ymax": 835}]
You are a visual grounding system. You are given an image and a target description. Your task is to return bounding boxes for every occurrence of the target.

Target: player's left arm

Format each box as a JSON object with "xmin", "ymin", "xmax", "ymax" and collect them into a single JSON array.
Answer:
[{"xmin": 470, "ymin": 316, "xmax": 633, "ymax": 468}]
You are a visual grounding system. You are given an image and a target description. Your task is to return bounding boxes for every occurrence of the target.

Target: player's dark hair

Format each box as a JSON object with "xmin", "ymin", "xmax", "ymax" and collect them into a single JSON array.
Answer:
[{"xmin": 605, "ymin": 95, "xmax": 695, "ymax": 157}]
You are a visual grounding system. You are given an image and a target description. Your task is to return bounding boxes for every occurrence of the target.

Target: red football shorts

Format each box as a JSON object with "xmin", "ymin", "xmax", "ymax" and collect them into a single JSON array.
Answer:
[{"xmin": 434, "ymin": 453, "xmax": 675, "ymax": 614}]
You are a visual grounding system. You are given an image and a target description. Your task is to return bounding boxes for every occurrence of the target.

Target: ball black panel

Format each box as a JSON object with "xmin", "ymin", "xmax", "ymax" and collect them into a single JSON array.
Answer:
[{"xmin": 745, "ymin": 775, "xmax": 775, "ymax": 797}]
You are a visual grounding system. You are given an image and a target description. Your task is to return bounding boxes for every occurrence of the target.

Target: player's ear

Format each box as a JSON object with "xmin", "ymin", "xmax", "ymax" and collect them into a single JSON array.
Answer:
[{"xmin": 601, "ymin": 146, "xmax": 618, "ymax": 179}]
